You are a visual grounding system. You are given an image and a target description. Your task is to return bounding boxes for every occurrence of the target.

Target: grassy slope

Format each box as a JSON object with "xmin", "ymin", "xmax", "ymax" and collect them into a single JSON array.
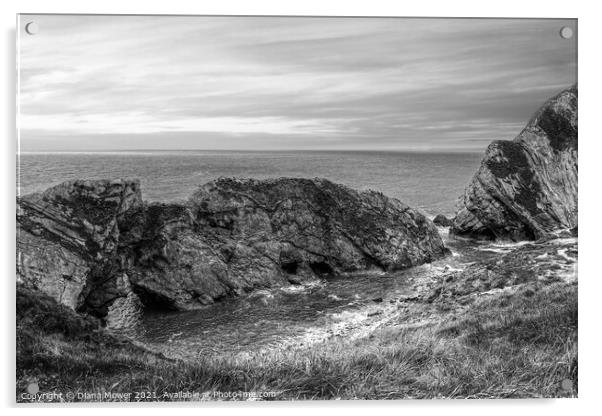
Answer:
[{"xmin": 16, "ymin": 275, "xmax": 577, "ymax": 401}]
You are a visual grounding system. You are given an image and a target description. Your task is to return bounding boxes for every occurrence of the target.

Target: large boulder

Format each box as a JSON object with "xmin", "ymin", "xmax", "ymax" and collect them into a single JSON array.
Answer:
[
  {"xmin": 124, "ymin": 177, "xmax": 450, "ymax": 310},
  {"xmin": 192, "ymin": 178, "xmax": 448, "ymax": 271},
  {"xmin": 452, "ymin": 84, "xmax": 577, "ymax": 240},
  {"xmin": 17, "ymin": 177, "xmax": 449, "ymax": 314}
]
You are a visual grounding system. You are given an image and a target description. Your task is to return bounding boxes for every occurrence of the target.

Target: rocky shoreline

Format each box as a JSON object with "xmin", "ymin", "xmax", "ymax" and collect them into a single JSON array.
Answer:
[
  {"xmin": 139, "ymin": 226, "xmax": 578, "ymax": 362},
  {"xmin": 16, "ymin": 229, "xmax": 578, "ymax": 400},
  {"xmin": 17, "ymin": 177, "xmax": 449, "ymax": 332}
]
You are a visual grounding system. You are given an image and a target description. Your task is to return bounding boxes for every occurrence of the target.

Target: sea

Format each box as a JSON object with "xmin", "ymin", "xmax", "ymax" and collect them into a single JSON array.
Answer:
[
  {"xmin": 18, "ymin": 150, "xmax": 490, "ymax": 358},
  {"xmin": 17, "ymin": 150, "xmax": 482, "ymax": 217}
]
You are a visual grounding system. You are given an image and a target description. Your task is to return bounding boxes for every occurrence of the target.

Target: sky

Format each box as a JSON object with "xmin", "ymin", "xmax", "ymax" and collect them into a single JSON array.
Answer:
[{"xmin": 18, "ymin": 15, "xmax": 577, "ymax": 152}]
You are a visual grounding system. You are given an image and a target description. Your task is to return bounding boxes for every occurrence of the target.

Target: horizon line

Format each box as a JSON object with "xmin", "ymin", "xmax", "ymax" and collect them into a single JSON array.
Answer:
[{"xmin": 17, "ymin": 148, "xmax": 485, "ymax": 154}]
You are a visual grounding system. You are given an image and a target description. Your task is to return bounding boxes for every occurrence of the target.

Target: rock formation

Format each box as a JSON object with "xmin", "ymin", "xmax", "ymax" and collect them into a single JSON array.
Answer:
[
  {"xmin": 433, "ymin": 214, "xmax": 453, "ymax": 227},
  {"xmin": 17, "ymin": 177, "xmax": 449, "ymax": 323},
  {"xmin": 17, "ymin": 179, "xmax": 145, "ymax": 332},
  {"xmin": 452, "ymin": 84, "xmax": 577, "ymax": 240}
]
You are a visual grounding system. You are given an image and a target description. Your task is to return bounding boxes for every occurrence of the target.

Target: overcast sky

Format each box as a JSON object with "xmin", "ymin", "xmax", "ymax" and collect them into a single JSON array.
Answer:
[{"xmin": 18, "ymin": 15, "xmax": 576, "ymax": 152}]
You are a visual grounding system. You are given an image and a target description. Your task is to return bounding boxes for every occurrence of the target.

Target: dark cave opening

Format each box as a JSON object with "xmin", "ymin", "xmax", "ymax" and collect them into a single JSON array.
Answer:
[
  {"xmin": 281, "ymin": 260, "xmax": 299, "ymax": 275},
  {"xmin": 132, "ymin": 286, "xmax": 178, "ymax": 312},
  {"xmin": 309, "ymin": 261, "xmax": 334, "ymax": 276}
]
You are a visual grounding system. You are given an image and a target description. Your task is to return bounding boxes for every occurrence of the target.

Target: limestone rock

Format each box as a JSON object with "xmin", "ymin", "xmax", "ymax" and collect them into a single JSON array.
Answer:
[
  {"xmin": 452, "ymin": 85, "xmax": 577, "ymax": 240},
  {"xmin": 17, "ymin": 179, "xmax": 144, "ymax": 322},
  {"xmin": 17, "ymin": 224, "xmax": 89, "ymax": 310},
  {"xmin": 105, "ymin": 274, "xmax": 144, "ymax": 336},
  {"xmin": 190, "ymin": 177, "xmax": 449, "ymax": 272}
]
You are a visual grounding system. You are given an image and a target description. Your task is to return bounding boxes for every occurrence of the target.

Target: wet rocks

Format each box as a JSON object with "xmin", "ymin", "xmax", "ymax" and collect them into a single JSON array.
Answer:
[
  {"xmin": 398, "ymin": 294, "xmax": 420, "ymax": 302},
  {"xmin": 17, "ymin": 177, "xmax": 450, "ymax": 318},
  {"xmin": 424, "ymin": 237, "xmax": 577, "ymax": 305},
  {"xmin": 557, "ymin": 229, "xmax": 574, "ymax": 239},
  {"xmin": 452, "ymin": 85, "xmax": 578, "ymax": 241}
]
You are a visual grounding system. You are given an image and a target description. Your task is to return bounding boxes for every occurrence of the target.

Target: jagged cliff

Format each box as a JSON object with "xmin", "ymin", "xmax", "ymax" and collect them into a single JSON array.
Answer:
[
  {"xmin": 452, "ymin": 84, "xmax": 578, "ymax": 240},
  {"xmin": 17, "ymin": 177, "xmax": 449, "ymax": 329},
  {"xmin": 17, "ymin": 179, "xmax": 145, "ymax": 334}
]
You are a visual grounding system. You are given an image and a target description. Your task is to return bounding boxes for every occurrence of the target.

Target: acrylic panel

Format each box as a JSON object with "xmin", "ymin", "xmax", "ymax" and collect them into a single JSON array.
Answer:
[{"xmin": 16, "ymin": 14, "xmax": 577, "ymax": 402}]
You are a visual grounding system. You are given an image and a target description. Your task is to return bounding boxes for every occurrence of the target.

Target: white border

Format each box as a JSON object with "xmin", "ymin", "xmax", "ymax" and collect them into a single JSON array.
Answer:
[{"xmin": 2, "ymin": 1, "xmax": 600, "ymax": 415}]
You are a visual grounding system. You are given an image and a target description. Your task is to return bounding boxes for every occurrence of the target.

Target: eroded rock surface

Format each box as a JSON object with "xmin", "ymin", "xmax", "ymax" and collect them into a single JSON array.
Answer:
[
  {"xmin": 17, "ymin": 177, "xmax": 449, "ymax": 315},
  {"xmin": 124, "ymin": 178, "xmax": 449, "ymax": 310},
  {"xmin": 452, "ymin": 85, "xmax": 578, "ymax": 240},
  {"xmin": 17, "ymin": 179, "xmax": 145, "ymax": 330},
  {"xmin": 17, "ymin": 227, "xmax": 89, "ymax": 310},
  {"xmin": 193, "ymin": 178, "xmax": 448, "ymax": 271}
]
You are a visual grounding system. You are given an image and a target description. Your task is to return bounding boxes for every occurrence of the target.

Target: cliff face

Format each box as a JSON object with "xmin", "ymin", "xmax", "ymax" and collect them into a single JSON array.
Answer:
[
  {"xmin": 17, "ymin": 177, "xmax": 449, "ymax": 322},
  {"xmin": 17, "ymin": 179, "xmax": 145, "ymax": 333},
  {"xmin": 452, "ymin": 84, "xmax": 578, "ymax": 240}
]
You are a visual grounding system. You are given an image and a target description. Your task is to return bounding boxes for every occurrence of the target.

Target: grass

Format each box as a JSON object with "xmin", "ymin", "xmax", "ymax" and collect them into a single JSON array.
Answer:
[{"xmin": 16, "ymin": 278, "xmax": 577, "ymax": 402}]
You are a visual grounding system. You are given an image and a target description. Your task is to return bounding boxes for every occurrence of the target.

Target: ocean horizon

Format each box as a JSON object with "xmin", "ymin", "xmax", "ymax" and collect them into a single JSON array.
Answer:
[{"xmin": 17, "ymin": 149, "xmax": 483, "ymax": 217}]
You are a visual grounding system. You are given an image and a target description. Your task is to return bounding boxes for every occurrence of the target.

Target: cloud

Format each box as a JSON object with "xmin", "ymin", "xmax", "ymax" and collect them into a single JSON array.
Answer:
[
  {"xmin": 18, "ymin": 15, "xmax": 576, "ymax": 151},
  {"xmin": 20, "ymin": 113, "xmax": 348, "ymax": 136}
]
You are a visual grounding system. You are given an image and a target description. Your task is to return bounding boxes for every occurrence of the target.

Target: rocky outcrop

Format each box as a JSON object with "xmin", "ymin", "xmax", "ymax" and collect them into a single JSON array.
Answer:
[
  {"xmin": 433, "ymin": 214, "xmax": 453, "ymax": 227},
  {"xmin": 193, "ymin": 178, "xmax": 448, "ymax": 270},
  {"xmin": 17, "ymin": 177, "xmax": 449, "ymax": 318},
  {"xmin": 452, "ymin": 84, "xmax": 578, "ymax": 240},
  {"xmin": 124, "ymin": 178, "xmax": 449, "ymax": 310},
  {"xmin": 17, "ymin": 179, "xmax": 145, "ymax": 330}
]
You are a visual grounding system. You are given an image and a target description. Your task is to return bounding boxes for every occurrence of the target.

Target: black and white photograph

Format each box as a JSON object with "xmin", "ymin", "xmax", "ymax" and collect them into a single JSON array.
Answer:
[{"xmin": 15, "ymin": 14, "xmax": 577, "ymax": 402}]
